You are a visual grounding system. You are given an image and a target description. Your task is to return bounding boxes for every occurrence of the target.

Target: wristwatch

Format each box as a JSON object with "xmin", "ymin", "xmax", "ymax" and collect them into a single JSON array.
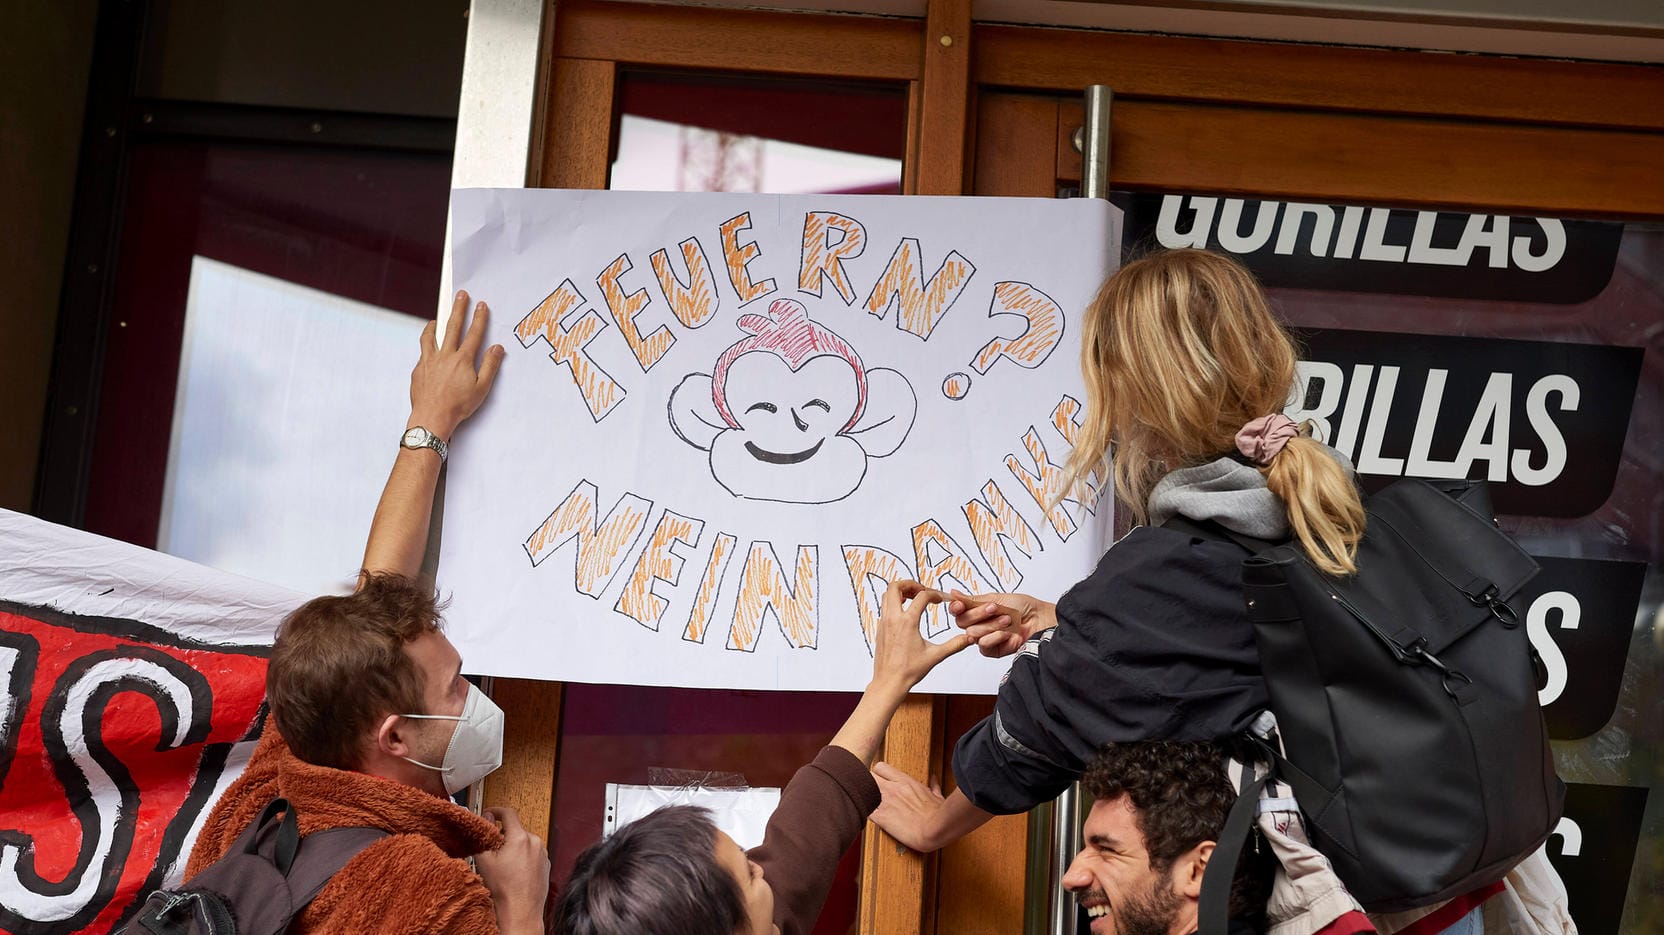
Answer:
[{"xmin": 400, "ymin": 426, "xmax": 449, "ymax": 463}]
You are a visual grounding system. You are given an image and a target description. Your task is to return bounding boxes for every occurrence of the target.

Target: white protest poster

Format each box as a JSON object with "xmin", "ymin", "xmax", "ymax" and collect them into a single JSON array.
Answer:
[{"xmin": 441, "ymin": 189, "xmax": 1118, "ymax": 693}]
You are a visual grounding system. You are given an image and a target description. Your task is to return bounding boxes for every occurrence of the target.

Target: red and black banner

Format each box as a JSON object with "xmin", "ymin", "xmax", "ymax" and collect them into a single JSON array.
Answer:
[{"xmin": 0, "ymin": 510, "xmax": 295, "ymax": 933}]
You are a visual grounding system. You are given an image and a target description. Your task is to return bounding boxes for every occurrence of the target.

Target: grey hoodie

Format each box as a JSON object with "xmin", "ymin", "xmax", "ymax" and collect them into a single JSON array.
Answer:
[{"xmin": 1147, "ymin": 445, "xmax": 1357, "ymax": 538}]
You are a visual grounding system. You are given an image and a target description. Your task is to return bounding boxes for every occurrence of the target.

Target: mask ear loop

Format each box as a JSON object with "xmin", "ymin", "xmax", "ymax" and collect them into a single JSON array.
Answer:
[
  {"xmin": 397, "ymin": 712, "xmax": 464, "ymax": 773},
  {"xmin": 399, "ymin": 683, "xmax": 483, "ymax": 774}
]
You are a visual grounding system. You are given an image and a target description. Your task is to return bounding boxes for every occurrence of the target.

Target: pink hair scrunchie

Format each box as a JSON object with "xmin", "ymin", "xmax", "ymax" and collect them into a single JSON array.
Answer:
[{"xmin": 1236, "ymin": 413, "xmax": 1299, "ymax": 465}]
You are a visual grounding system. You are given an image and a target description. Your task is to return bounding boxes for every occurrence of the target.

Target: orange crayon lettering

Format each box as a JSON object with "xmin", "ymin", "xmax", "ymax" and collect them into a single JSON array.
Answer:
[
  {"xmin": 683, "ymin": 531, "xmax": 738, "ymax": 644},
  {"xmin": 599, "ymin": 253, "xmax": 675, "ymax": 371},
  {"xmin": 912, "ymin": 520, "xmax": 991, "ymax": 636},
  {"xmin": 719, "ymin": 212, "xmax": 778, "ymax": 305},
  {"xmin": 962, "ymin": 480, "xmax": 1042, "ymax": 592},
  {"xmin": 1052, "ymin": 394, "xmax": 1085, "ymax": 444},
  {"xmin": 841, "ymin": 544, "xmax": 914, "ymax": 653},
  {"xmin": 862, "ymin": 238, "xmax": 975, "ymax": 340},
  {"xmin": 971, "ymin": 282, "xmax": 1064, "ymax": 372},
  {"xmin": 524, "ymin": 481, "xmax": 652, "ymax": 597},
  {"xmin": 651, "ymin": 238, "xmax": 720, "ymax": 328},
  {"xmin": 1005, "ymin": 427, "xmax": 1093, "ymax": 542},
  {"xmin": 1052, "ymin": 395, "xmax": 1101, "ymax": 499},
  {"xmin": 728, "ymin": 542, "xmax": 818, "ymax": 652},
  {"xmin": 515, "ymin": 280, "xmax": 625, "ymax": 421},
  {"xmin": 798, "ymin": 211, "xmax": 866, "ymax": 304},
  {"xmin": 615, "ymin": 510, "xmax": 705, "ymax": 631}
]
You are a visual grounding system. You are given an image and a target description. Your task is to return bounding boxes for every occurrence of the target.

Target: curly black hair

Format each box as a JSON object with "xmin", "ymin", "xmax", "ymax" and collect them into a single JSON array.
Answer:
[{"xmin": 1080, "ymin": 741, "xmax": 1274, "ymax": 925}]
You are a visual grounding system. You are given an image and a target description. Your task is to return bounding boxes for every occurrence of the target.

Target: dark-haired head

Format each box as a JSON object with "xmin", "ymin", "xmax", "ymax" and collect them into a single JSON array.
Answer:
[
  {"xmin": 1067, "ymin": 741, "xmax": 1274, "ymax": 933},
  {"xmin": 554, "ymin": 805, "xmax": 776, "ymax": 935}
]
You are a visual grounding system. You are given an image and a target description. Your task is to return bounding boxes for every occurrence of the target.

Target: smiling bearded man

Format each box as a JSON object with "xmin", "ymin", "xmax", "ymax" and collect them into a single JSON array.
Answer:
[{"xmin": 1063, "ymin": 742, "xmax": 1276, "ymax": 935}]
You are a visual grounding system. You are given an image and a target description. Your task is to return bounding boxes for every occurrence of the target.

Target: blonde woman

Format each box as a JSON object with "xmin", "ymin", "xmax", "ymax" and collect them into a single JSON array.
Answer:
[{"xmin": 868, "ymin": 250, "xmax": 1506, "ymax": 934}]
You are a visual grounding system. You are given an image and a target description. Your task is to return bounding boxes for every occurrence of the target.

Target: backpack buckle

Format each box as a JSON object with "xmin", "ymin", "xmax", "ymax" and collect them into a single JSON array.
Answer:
[
  {"xmin": 1404, "ymin": 642, "xmax": 1477, "ymax": 703},
  {"xmin": 1394, "ymin": 637, "xmax": 1431, "ymax": 666},
  {"xmin": 1464, "ymin": 582, "xmax": 1520, "ymax": 629},
  {"xmin": 1486, "ymin": 597, "xmax": 1520, "ymax": 628},
  {"xmin": 153, "ymin": 891, "xmax": 196, "ymax": 918}
]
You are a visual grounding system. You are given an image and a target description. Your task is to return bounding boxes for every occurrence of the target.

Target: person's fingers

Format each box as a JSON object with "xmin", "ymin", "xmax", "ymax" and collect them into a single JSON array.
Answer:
[
  {"xmin": 925, "ymin": 632, "xmax": 972, "ymax": 666},
  {"xmin": 887, "ymin": 579, "xmax": 926, "ymax": 604},
  {"xmin": 477, "ymin": 345, "xmax": 505, "ymax": 392},
  {"xmin": 904, "ymin": 588, "xmax": 947, "ymax": 626},
  {"xmin": 969, "ymin": 623, "xmax": 1015, "ymax": 645},
  {"xmin": 485, "ymin": 806, "xmax": 525, "ymax": 836},
  {"xmin": 953, "ymin": 603, "xmax": 1010, "ymax": 631},
  {"xmin": 873, "ymin": 760, "xmax": 908, "ymax": 782},
  {"xmin": 443, "ymin": 291, "xmax": 469, "ymax": 350},
  {"xmin": 881, "ymin": 580, "xmax": 903, "ymax": 619},
  {"xmin": 462, "ymin": 301, "xmax": 490, "ymax": 357},
  {"xmin": 420, "ymin": 319, "xmax": 438, "ymax": 356}
]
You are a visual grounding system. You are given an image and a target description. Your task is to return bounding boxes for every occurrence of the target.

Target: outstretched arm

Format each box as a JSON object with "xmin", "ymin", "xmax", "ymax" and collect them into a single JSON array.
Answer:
[
  {"xmin": 869, "ymin": 770, "xmax": 993, "ymax": 853},
  {"xmin": 752, "ymin": 582, "xmax": 971, "ymax": 935},
  {"xmin": 360, "ymin": 291, "xmax": 504, "ymax": 586}
]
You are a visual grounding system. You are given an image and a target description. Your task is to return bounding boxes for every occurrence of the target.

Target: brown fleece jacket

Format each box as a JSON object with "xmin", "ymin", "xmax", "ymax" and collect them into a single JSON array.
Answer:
[
  {"xmin": 749, "ymin": 746, "xmax": 882, "ymax": 935},
  {"xmin": 186, "ymin": 723, "xmax": 505, "ymax": 934}
]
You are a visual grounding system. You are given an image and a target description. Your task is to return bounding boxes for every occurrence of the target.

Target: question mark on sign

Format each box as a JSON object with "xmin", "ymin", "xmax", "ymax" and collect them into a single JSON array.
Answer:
[{"xmin": 943, "ymin": 281, "xmax": 1066, "ymax": 399}]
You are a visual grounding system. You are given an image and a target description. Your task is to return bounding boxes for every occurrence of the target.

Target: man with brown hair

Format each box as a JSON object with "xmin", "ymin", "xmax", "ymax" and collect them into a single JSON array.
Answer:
[
  {"xmin": 186, "ymin": 293, "xmax": 550, "ymax": 933},
  {"xmin": 1064, "ymin": 741, "xmax": 1275, "ymax": 935}
]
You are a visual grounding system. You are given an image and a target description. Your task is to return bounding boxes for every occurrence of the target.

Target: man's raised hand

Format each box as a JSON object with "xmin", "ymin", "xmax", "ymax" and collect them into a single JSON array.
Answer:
[{"xmin": 410, "ymin": 290, "xmax": 505, "ymax": 440}]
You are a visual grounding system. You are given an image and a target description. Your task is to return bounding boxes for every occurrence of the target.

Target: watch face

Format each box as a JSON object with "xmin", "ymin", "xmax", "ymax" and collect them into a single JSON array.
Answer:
[{"xmin": 403, "ymin": 428, "xmax": 427, "ymax": 447}]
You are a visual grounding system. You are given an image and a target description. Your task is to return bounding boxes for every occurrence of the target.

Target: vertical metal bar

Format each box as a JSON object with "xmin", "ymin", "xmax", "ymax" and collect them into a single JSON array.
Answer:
[
  {"xmin": 1033, "ymin": 83, "xmax": 1114, "ymax": 935},
  {"xmin": 1048, "ymin": 783, "xmax": 1084, "ymax": 935},
  {"xmin": 1081, "ymin": 85, "xmax": 1113, "ymax": 200},
  {"xmin": 1024, "ymin": 799, "xmax": 1056, "ymax": 935}
]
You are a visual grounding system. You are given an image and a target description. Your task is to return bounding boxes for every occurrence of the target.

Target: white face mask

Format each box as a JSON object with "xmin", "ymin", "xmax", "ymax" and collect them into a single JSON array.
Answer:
[{"xmin": 399, "ymin": 683, "xmax": 505, "ymax": 795}]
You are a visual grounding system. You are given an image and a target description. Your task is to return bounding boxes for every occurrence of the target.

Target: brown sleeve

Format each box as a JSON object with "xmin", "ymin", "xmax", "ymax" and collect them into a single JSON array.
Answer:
[
  {"xmin": 184, "ymin": 716, "xmax": 284, "ymax": 879},
  {"xmin": 750, "ymin": 746, "xmax": 881, "ymax": 935}
]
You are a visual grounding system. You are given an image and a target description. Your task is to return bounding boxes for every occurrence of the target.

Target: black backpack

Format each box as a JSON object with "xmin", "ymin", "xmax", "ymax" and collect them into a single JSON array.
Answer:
[
  {"xmin": 122, "ymin": 799, "xmax": 386, "ymax": 935},
  {"xmin": 1176, "ymin": 479, "xmax": 1565, "ymax": 929}
]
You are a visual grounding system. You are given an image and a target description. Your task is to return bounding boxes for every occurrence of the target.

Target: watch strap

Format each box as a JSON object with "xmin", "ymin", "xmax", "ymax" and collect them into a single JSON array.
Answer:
[{"xmin": 400, "ymin": 426, "xmax": 448, "ymax": 463}]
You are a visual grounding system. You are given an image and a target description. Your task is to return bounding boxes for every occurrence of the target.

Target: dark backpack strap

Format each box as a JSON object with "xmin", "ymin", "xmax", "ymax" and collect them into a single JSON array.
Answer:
[
  {"xmin": 242, "ymin": 798, "xmax": 389, "ymax": 916},
  {"xmin": 242, "ymin": 799, "xmax": 302, "ymax": 875},
  {"xmin": 1197, "ymin": 763, "xmax": 1268, "ymax": 935},
  {"xmin": 281, "ymin": 826, "xmax": 391, "ymax": 908}
]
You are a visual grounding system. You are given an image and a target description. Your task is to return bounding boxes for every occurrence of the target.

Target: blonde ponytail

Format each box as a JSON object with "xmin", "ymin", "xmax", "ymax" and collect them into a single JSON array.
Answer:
[
  {"xmin": 1062, "ymin": 248, "xmax": 1366, "ymax": 574},
  {"xmin": 1264, "ymin": 433, "xmax": 1365, "ymax": 576}
]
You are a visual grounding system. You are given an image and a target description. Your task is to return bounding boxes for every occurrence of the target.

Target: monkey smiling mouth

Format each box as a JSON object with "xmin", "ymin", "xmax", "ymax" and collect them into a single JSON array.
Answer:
[{"xmin": 745, "ymin": 439, "xmax": 825, "ymax": 464}]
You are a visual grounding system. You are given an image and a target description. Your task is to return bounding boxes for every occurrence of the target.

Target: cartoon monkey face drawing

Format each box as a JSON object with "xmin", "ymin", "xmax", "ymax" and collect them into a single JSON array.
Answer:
[
  {"xmin": 669, "ymin": 299, "xmax": 917, "ymax": 504},
  {"xmin": 722, "ymin": 354, "xmax": 860, "ymax": 464}
]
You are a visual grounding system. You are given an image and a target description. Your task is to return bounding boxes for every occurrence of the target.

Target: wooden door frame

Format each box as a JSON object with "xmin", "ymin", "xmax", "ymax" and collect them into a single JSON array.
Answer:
[{"xmin": 494, "ymin": 4, "xmax": 1664, "ymax": 934}]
